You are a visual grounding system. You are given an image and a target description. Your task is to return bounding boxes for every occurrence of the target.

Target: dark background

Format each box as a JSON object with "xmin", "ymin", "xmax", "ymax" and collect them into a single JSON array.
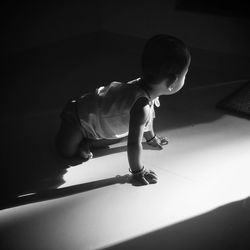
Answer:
[
  {"xmin": 2, "ymin": 0, "xmax": 250, "ymax": 117},
  {"xmin": 176, "ymin": 0, "xmax": 250, "ymax": 19}
]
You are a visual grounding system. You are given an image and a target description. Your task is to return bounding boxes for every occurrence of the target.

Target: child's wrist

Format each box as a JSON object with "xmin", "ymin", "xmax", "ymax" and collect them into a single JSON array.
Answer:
[
  {"xmin": 146, "ymin": 135, "xmax": 156, "ymax": 143},
  {"xmin": 129, "ymin": 166, "xmax": 145, "ymax": 175}
]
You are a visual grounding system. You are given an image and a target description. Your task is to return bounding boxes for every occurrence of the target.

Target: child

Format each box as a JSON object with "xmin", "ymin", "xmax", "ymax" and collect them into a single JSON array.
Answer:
[{"xmin": 56, "ymin": 34, "xmax": 191, "ymax": 185}]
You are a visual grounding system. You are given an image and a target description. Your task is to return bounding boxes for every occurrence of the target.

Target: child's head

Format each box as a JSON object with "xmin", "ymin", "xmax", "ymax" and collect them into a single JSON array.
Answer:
[{"xmin": 141, "ymin": 34, "xmax": 191, "ymax": 94}]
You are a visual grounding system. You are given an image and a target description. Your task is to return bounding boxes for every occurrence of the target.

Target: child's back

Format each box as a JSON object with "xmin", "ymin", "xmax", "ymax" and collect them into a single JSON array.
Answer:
[{"xmin": 76, "ymin": 78, "xmax": 155, "ymax": 140}]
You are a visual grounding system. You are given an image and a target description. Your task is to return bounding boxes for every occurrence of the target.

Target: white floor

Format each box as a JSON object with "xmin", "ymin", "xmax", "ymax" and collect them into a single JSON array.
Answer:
[{"xmin": 1, "ymin": 83, "xmax": 250, "ymax": 250}]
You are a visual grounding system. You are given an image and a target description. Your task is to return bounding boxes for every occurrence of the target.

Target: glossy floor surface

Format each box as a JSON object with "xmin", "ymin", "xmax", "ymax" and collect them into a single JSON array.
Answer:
[{"xmin": 1, "ymin": 32, "xmax": 250, "ymax": 250}]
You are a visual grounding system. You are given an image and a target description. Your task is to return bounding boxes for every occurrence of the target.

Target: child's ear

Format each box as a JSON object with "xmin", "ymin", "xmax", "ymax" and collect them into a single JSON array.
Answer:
[{"xmin": 166, "ymin": 74, "xmax": 178, "ymax": 88}]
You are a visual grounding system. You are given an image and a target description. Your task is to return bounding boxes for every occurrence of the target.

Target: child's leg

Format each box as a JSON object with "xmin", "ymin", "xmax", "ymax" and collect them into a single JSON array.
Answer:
[{"xmin": 56, "ymin": 119, "xmax": 83, "ymax": 158}]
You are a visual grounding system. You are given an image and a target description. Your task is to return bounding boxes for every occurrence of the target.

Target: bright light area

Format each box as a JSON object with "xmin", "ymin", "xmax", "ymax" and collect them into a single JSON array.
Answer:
[
  {"xmin": 1, "ymin": 114, "xmax": 249, "ymax": 250},
  {"xmin": 59, "ymin": 114, "xmax": 250, "ymax": 249}
]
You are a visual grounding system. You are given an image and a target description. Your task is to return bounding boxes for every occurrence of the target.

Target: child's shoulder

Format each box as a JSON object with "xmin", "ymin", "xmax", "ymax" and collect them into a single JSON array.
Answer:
[
  {"xmin": 101, "ymin": 77, "xmax": 140, "ymax": 88},
  {"xmin": 127, "ymin": 78, "xmax": 141, "ymax": 85}
]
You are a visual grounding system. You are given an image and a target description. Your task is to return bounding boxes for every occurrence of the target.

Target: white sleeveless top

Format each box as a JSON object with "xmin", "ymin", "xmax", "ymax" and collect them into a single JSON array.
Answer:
[{"xmin": 76, "ymin": 78, "xmax": 159, "ymax": 140}]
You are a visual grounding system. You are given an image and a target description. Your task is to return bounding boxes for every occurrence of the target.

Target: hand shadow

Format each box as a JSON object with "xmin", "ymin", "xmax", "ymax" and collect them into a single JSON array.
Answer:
[
  {"xmin": 1, "ymin": 141, "xmax": 157, "ymax": 210},
  {"xmin": 1, "ymin": 173, "xmax": 150, "ymax": 210}
]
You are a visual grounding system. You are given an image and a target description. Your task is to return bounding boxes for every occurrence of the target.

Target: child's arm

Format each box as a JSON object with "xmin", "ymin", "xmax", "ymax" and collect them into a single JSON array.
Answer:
[
  {"xmin": 127, "ymin": 98, "xmax": 158, "ymax": 185},
  {"xmin": 142, "ymin": 106, "xmax": 168, "ymax": 149}
]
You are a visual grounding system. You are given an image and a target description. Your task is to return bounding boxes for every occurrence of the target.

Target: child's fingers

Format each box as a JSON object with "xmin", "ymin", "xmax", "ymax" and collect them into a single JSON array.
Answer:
[
  {"xmin": 149, "ymin": 178, "xmax": 158, "ymax": 184},
  {"xmin": 149, "ymin": 169, "xmax": 157, "ymax": 176},
  {"xmin": 147, "ymin": 139, "xmax": 163, "ymax": 149},
  {"xmin": 144, "ymin": 172, "xmax": 158, "ymax": 184},
  {"xmin": 160, "ymin": 140, "xmax": 168, "ymax": 146},
  {"xmin": 131, "ymin": 168, "xmax": 158, "ymax": 185},
  {"xmin": 145, "ymin": 174, "xmax": 158, "ymax": 184},
  {"xmin": 153, "ymin": 141, "xmax": 163, "ymax": 149},
  {"xmin": 132, "ymin": 174, "xmax": 149, "ymax": 185},
  {"xmin": 141, "ymin": 177, "xmax": 149, "ymax": 185},
  {"xmin": 135, "ymin": 176, "xmax": 149, "ymax": 185},
  {"xmin": 160, "ymin": 136, "xmax": 169, "ymax": 145},
  {"xmin": 146, "ymin": 171, "xmax": 158, "ymax": 179}
]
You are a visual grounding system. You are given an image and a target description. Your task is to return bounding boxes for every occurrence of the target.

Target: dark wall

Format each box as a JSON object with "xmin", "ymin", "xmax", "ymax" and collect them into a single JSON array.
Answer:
[
  {"xmin": 3, "ymin": 0, "xmax": 250, "ymax": 117},
  {"xmin": 3, "ymin": 1, "xmax": 101, "ymax": 56},
  {"xmin": 4, "ymin": 0, "xmax": 250, "ymax": 57},
  {"xmin": 100, "ymin": 0, "xmax": 250, "ymax": 57}
]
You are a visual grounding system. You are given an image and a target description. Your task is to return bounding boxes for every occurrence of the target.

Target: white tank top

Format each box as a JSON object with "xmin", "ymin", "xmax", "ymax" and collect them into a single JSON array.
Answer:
[{"xmin": 76, "ymin": 78, "xmax": 159, "ymax": 139}]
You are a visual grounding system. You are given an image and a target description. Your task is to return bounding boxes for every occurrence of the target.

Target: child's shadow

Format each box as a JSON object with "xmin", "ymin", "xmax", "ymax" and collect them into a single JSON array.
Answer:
[
  {"xmin": 2, "ymin": 171, "xmax": 133, "ymax": 210},
  {"xmin": 1, "ymin": 120, "xmax": 153, "ymax": 210}
]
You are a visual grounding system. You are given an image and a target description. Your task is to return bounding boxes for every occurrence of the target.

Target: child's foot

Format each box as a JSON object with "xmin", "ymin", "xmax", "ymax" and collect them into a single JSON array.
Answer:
[
  {"xmin": 79, "ymin": 149, "xmax": 93, "ymax": 160},
  {"xmin": 79, "ymin": 142, "xmax": 93, "ymax": 160}
]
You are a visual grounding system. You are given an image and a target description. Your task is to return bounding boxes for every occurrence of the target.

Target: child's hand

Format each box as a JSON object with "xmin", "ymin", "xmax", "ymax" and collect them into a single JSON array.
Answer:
[
  {"xmin": 130, "ymin": 167, "xmax": 158, "ymax": 185},
  {"xmin": 147, "ymin": 135, "xmax": 169, "ymax": 149}
]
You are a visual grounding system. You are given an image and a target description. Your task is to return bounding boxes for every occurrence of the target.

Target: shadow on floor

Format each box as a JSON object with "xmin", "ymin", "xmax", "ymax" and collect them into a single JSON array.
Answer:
[
  {"xmin": 1, "ymin": 83, "xmax": 243, "ymax": 210},
  {"xmin": 1, "ymin": 140, "xmax": 161, "ymax": 210},
  {"xmin": 1, "ymin": 173, "xmax": 132, "ymax": 210},
  {"xmin": 0, "ymin": 113, "xmax": 161, "ymax": 210},
  {"xmin": 104, "ymin": 197, "xmax": 250, "ymax": 250}
]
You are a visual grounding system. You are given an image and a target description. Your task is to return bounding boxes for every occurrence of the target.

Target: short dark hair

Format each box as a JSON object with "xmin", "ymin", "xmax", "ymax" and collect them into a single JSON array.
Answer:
[{"xmin": 141, "ymin": 34, "xmax": 191, "ymax": 82}]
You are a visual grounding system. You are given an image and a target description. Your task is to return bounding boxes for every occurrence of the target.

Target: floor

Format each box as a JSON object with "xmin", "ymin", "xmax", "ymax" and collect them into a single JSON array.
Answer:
[{"xmin": 1, "ymin": 32, "xmax": 250, "ymax": 250}]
